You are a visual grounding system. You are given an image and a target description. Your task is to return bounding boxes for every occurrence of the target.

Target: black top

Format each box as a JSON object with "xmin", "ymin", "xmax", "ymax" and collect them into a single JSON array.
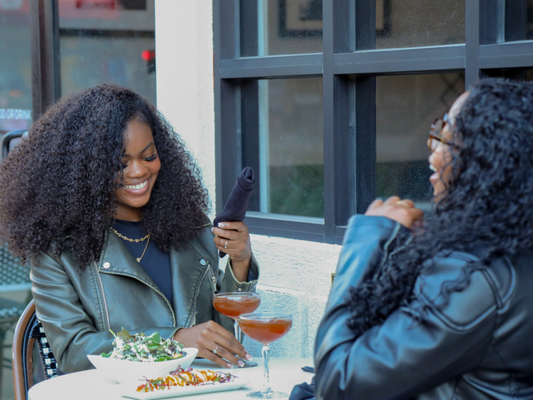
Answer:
[{"xmin": 112, "ymin": 219, "xmax": 173, "ymax": 306}]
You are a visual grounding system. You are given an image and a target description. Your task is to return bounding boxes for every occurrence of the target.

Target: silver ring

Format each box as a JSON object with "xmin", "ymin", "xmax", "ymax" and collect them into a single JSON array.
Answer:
[
  {"xmin": 224, "ymin": 241, "xmax": 228, "ymax": 249},
  {"xmin": 212, "ymin": 344, "xmax": 220, "ymax": 355}
]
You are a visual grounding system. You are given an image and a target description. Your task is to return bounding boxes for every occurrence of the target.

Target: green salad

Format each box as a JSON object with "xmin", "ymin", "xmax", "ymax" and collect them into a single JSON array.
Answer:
[{"xmin": 101, "ymin": 329, "xmax": 186, "ymax": 362}]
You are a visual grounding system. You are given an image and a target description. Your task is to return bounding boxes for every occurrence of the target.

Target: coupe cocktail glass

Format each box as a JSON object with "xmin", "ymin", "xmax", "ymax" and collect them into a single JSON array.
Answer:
[
  {"xmin": 213, "ymin": 292, "xmax": 261, "ymax": 367},
  {"xmin": 239, "ymin": 313, "xmax": 293, "ymax": 398}
]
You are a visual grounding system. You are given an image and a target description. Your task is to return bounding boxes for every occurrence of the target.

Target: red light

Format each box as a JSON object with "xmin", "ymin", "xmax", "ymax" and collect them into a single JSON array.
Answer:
[{"xmin": 142, "ymin": 50, "xmax": 155, "ymax": 61}]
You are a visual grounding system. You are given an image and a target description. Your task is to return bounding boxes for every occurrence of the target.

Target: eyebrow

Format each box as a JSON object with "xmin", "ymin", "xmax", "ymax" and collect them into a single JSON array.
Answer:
[{"xmin": 122, "ymin": 142, "xmax": 155, "ymax": 157}]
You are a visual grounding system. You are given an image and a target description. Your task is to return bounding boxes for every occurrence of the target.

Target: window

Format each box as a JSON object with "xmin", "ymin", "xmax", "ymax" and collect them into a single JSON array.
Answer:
[{"xmin": 214, "ymin": 1, "xmax": 533, "ymax": 244}]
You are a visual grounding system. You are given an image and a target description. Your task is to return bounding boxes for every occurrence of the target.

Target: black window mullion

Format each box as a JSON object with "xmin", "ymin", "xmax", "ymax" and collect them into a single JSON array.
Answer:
[
  {"xmin": 323, "ymin": 0, "xmax": 335, "ymax": 243},
  {"xmin": 31, "ymin": 0, "xmax": 61, "ymax": 121},
  {"xmin": 465, "ymin": 0, "xmax": 481, "ymax": 87},
  {"xmin": 333, "ymin": 46, "xmax": 465, "ymax": 75},
  {"xmin": 220, "ymin": 54, "xmax": 323, "ymax": 79},
  {"xmin": 214, "ymin": 0, "xmax": 239, "ymax": 212},
  {"xmin": 354, "ymin": 76, "xmax": 376, "ymax": 215}
]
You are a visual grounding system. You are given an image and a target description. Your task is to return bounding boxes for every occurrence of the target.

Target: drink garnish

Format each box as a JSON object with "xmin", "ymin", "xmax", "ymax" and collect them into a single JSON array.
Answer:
[
  {"xmin": 100, "ymin": 329, "xmax": 185, "ymax": 362},
  {"xmin": 136, "ymin": 366, "xmax": 236, "ymax": 392}
]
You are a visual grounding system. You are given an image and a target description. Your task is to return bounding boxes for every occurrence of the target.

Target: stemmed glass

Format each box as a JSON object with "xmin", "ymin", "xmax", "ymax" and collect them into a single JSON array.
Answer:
[
  {"xmin": 213, "ymin": 292, "xmax": 261, "ymax": 367},
  {"xmin": 239, "ymin": 313, "xmax": 293, "ymax": 398}
]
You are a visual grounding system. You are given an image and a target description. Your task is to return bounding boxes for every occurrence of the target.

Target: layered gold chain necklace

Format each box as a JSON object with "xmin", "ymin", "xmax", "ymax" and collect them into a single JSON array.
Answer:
[{"xmin": 110, "ymin": 227, "xmax": 151, "ymax": 263}]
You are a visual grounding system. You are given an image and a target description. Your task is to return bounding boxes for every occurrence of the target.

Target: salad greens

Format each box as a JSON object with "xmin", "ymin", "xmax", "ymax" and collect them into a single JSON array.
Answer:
[{"xmin": 101, "ymin": 329, "xmax": 185, "ymax": 362}]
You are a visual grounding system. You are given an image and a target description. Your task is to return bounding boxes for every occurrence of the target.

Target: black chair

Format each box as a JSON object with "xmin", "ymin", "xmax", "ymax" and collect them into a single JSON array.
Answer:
[{"xmin": 12, "ymin": 300, "xmax": 59, "ymax": 400}]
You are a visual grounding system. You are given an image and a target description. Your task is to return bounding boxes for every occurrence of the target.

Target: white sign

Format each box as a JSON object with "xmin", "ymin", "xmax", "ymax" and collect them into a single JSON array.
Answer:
[{"xmin": 0, "ymin": 109, "xmax": 32, "ymax": 120}]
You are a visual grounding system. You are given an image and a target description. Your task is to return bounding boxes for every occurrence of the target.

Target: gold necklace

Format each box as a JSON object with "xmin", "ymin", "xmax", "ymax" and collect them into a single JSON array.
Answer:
[
  {"xmin": 110, "ymin": 228, "xmax": 151, "ymax": 263},
  {"xmin": 110, "ymin": 227, "xmax": 150, "ymax": 243},
  {"xmin": 136, "ymin": 235, "xmax": 150, "ymax": 263}
]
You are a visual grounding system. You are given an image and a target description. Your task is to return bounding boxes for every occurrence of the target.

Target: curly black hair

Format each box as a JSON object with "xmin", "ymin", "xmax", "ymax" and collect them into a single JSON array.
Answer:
[
  {"xmin": 348, "ymin": 78, "xmax": 533, "ymax": 337},
  {"xmin": 0, "ymin": 84, "xmax": 209, "ymax": 268}
]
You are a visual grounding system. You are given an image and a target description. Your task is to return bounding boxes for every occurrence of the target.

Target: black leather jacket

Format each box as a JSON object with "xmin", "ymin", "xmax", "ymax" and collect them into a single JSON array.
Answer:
[
  {"xmin": 314, "ymin": 215, "xmax": 533, "ymax": 400},
  {"xmin": 31, "ymin": 222, "xmax": 259, "ymax": 373}
]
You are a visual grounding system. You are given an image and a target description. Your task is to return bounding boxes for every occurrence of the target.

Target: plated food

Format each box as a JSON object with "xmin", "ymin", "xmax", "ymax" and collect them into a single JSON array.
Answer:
[
  {"xmin": 87, "ymin": 330, "xmax": 198, "ymax": 384},
  {"xmin": 137, "ymin": 366, "xmax": 236, "ymax": 392},
  {"xmin": 101, "ymin": 329, "xmax": 185, "ymax": 362}
]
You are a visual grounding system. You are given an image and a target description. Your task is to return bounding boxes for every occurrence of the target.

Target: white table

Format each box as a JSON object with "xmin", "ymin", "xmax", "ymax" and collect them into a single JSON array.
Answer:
[{"xmin": 28, "ymin": 358, "xmax": 314, "ymax": 399}]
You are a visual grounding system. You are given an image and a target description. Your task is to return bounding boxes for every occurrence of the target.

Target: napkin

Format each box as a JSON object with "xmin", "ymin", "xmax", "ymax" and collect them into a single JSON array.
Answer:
[
  {"xmin": 289, "ymin": 378, "xmax": 315, "ymax": 400},
  {"xmin": 213, "ymin": 167, "xmax": 255, "ymax": 258}
]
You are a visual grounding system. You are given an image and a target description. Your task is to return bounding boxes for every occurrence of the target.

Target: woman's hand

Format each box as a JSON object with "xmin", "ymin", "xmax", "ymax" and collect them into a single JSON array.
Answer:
[
  {"xmin": 173, "ymin": 321, "xmax": 252, "ymax": 368},
  {"xmin": 212, "ymin": 221, "xmax": 252, "ymax": 282},
  {"xmin": 365, "ymin": 196, "xmax": 424, "ymax": 228}
]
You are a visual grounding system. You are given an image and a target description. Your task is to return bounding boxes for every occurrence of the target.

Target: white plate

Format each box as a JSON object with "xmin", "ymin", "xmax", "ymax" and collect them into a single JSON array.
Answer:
[
  {"xmin": 87, "ymin": 348, "xmax": 198, "ymax": 385},
  {"xmin": 120, "ymin": 374, "xmax": 249, "ymax": 399}
]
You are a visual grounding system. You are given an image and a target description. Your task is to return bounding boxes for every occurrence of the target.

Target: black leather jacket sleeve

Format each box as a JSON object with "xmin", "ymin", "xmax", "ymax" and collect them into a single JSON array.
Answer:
[{"xmin": 314, "ymin": 215, "xmax": 497, "ymax": 400}]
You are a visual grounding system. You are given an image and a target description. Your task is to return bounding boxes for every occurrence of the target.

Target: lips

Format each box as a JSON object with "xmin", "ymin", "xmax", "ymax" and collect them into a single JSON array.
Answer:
[
  {"xmin": 429, "ymin": 164, "xmax": 439, "ymax": 185},
  {"xmin": 122, "ymin": 177, "xmax": 151, "ymax": 195}
]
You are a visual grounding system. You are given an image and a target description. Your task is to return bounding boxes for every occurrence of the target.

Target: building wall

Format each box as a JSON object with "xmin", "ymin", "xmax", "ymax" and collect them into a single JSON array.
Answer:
[{"xmin": 154, "ymin": 0, "xmax": 340, "ymax": 358}]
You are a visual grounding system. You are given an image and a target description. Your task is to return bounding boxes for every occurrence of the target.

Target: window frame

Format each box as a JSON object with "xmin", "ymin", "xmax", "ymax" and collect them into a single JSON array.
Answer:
[{"xmin": 214, "ymin": 0, "xmax": 533, "ymax": 244}]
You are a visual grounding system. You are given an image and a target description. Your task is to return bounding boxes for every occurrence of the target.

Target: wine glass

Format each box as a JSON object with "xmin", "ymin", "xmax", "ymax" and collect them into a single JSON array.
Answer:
[
  {"xmin": 239, "ymin": 313, "xmax": 293, "ymax": 398},
  {"xmin": 213, "ymin": 292, "xmax": 261, "ymax": 367}
]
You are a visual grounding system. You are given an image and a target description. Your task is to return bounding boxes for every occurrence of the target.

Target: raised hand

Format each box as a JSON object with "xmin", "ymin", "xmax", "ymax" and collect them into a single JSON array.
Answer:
[{"xmin": 364, "ymin": 196, "xmax": 424, "ymax": 228}]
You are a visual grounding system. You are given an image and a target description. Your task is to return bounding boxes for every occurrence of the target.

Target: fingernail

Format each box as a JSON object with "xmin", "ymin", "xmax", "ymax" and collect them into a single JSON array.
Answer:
[
  {"xmin": 218, "ymin": 223, "xmax": 226, "ymax": 228},
  {"xmin": 245, "ymin": 354, "xmax": 253, "ymax": 361},
  {"xmin": 238, "ymin": 360, "xmax": 244, "ymax": 367},
  {"xmin": 226, "ymin": 363, "xmax": 234, "ymax": 369},
  {"xmin": 211, "ymin": 227, "xmax": 214, "ymax": 232}
]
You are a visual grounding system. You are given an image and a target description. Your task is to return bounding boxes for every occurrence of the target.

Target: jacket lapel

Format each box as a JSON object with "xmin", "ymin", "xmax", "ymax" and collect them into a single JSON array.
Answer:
[{"xmin": 98, "ymin": 229, "xmax": 159, "ymax": 290}]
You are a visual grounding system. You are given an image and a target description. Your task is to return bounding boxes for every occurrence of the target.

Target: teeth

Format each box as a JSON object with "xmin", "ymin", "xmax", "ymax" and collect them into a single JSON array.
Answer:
[
  {"xmin": 429, "ymin": 165, "xmax": 437, "ymax": 172},
  {"xmin": 124, "ymin": 180, "xmax": 148, "ymax": 190}
]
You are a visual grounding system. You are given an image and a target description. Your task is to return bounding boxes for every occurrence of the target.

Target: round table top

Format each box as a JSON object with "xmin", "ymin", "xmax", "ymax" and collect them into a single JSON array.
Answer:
[{"xmin": 28, "ymin": 357, "xmax": 314, "ymax": 400}]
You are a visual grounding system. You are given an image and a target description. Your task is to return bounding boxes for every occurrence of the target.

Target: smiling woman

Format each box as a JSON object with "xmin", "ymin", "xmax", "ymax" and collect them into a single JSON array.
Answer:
[
  {"xmin": 0, "ymin": 84, "xmax": 259, "ymax": 373},
  {"xmin": 115, "ymin": 119, "xmax": 161, "ymax": 221}
]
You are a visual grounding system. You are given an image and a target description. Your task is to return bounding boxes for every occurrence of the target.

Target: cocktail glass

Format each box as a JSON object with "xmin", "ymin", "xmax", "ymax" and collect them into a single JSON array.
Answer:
[
  {"xmin": 213, "ymin": 292, "xmax": 261, "ymax": 367},
  {"xmin": 239, "ymin": 313, "xmax": 293, "ymax": 398}
]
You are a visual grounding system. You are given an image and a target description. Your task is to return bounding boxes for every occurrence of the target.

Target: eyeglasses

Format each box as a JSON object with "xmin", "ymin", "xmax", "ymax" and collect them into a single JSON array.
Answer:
[{"xmin": 428, "ymin": 113, "xmax": 454, "ymax": 152}]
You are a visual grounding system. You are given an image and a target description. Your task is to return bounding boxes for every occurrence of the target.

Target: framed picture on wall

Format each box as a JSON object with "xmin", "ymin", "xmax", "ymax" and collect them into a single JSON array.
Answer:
[{"xmin": 278, "ymin": 0, "xmax": 322, "ymax": 38}]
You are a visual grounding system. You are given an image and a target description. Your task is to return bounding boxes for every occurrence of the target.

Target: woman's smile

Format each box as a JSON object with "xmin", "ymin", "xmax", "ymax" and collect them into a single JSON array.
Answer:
[{"xmin": 122, "ymin": 177, "xmax": 150, "ymax": 193}]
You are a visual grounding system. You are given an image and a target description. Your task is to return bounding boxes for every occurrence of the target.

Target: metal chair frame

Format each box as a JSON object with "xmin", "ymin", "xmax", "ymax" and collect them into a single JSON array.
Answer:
[{"xmin": 12, "ymin": 300, "xmax": 59, "ymax": 400}]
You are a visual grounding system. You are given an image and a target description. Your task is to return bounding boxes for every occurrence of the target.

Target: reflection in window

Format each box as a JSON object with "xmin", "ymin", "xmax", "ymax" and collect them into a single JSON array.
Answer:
[
  {"xmin": 376, "ymin": 73, "xmax": 465, "ymax": 208},
  {"xmin": 243, "ymin": 0, "xmax": 322, "ymax": 57},
  {"xmin": 505, "ymin": 0, "xmax": 533, "ymax": 42},
  {"xmin": 0, "ymin": 0, "xmax": 32, "ymax": 131},
  {"xmin": 257, "ymin": 78, "xmax": 323, "ymax": 218},
  {"xmin": 370, "ymin": 0, "xmax": 465, "ymax": 50},
  {"xmin": 58, "ymin": 0, "xmax": 156, "ymax": 104}
]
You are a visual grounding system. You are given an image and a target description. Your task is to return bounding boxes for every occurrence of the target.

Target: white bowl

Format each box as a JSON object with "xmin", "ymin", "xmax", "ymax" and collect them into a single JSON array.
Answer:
[{"xmin": 87, "ymin": 347, "xmax": 198, "ymax": 384}]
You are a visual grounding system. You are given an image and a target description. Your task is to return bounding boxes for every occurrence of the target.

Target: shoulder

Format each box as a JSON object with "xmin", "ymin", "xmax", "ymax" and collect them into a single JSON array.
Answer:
[
  {"xmin": 180, "ymin": 215, "xmax": 215, "ymax": 260},
  {"xmin": 414, "ymin": 251, "xmax": 515, "ymax": 330}
]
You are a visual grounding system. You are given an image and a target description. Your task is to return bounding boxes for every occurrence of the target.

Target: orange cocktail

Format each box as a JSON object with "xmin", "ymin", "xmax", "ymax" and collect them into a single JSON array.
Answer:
[
  {"xmin": 213, "ymin": 294, "xmax": 261, "ymax": 319},
  {"xmin": 213, "ymin": 292, "xmax": 261, "ymax": 368},
  {"xmin": 239, "ymin": 313, "xmax": 293, "ymax": 399},
  {"xmin": 238, "ymin": 317, "xmax": 292, "ymax": 345}
]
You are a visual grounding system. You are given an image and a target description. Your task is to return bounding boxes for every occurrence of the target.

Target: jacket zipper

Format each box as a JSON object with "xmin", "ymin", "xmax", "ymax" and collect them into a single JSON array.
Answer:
[
  {"xmin": 207, "ymin": 264, "xmax": 217, "ymax": 293},
  {"xmin": 93, "ymin": 261, "xmax": 111, "ymax": 330},
  {"xmin": 100, "ymin": 270, "xmax": 177, "ymax": 326},
  {"xmin": 186, "ymin": 262, "xmax": 211, "ymax": 328}
]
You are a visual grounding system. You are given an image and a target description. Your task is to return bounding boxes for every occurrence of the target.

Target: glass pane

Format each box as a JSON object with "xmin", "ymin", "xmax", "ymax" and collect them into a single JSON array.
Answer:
[
  {"xmin": 257, "ymin": 78, "xmax": 323, "ymax": 218},
  {"xmin": 241, "ymin": 0, "xmax": 322, "ymax": 57},
  {"xmin": 0, "ymin": 0, "xmax": 32, "ymax": 132},
  {"xmin": 376, "ymin": 73, "xmax": 465, "ymax": 209},
  {"xmin": 505, "ymin": 0, "xmax": 533, "ymax": 42},
  {"xmin": 362, "ymin": 0, "xmax": 465, "ymax": 50},
  {"xmin": 58, "ymin": 0, "xmax": 156, "ymax": 104}
]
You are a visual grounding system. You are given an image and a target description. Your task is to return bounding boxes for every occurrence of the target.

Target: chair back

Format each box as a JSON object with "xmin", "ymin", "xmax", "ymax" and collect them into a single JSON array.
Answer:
[{"xmin": 12, "ymin": 300, "xmax": 59, "ymax": 400}]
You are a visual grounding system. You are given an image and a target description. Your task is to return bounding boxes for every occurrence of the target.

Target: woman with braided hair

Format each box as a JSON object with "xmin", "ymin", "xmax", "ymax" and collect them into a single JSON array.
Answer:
[
  {"xmin": 0, "ymin": 84, "xmax": 259, "ymax": 373},
  {"xmin": 313, "ymin": 79, "xmax": 533, "ymax": 400}
]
